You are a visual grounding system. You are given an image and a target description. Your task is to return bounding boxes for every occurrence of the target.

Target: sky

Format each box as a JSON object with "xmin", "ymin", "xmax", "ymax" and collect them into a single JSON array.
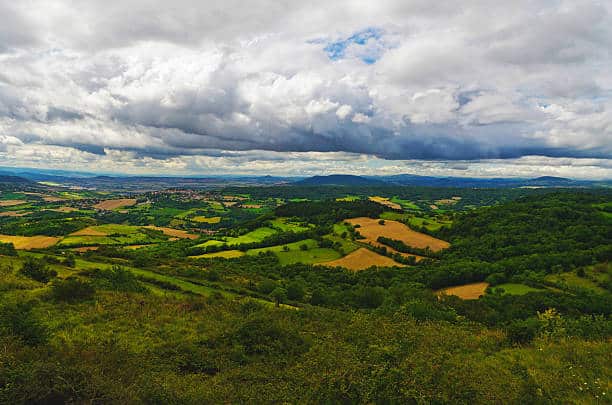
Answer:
[{"xmin": 0, "ymin": 0, "xmax": 611, "ymax": 179}]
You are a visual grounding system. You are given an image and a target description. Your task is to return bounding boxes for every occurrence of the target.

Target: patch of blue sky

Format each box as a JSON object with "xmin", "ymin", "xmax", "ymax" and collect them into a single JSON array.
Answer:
[{"xmin": 322, "ymin": 27, "xmax": 386, "ymax": 64}]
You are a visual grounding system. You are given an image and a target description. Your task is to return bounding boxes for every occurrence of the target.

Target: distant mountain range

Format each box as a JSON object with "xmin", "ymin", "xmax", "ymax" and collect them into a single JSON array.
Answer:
[
  {"xmin": 0, "ymin": 167, "xmax": 609, "ymax": 190},
  {"xmin": 293, "ymin": 174, "xmax": 609, "ymax": 188},
  {"xmin": 294, "ymin": 175, "xmax": 387, "ymax": 186}
]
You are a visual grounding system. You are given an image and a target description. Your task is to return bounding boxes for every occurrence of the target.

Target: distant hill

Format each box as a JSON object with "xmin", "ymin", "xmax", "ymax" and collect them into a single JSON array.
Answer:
[
  {"xmin": 294, "ymin": 175, "xmax": 389, "ymax": 186},
  {"xmin": 0, "ymin": 175, "xmax": 33, "ymax": 185}
]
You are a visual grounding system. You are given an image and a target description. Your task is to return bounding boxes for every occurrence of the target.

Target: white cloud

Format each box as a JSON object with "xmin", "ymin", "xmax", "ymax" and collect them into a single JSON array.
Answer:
[{"xmin": 0, "ymin": 0, "xmax": 610, "ymax": 177}]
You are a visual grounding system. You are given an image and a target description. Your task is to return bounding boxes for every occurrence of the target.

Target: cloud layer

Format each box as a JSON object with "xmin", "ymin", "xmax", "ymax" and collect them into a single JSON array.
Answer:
[{"xmin": 0, "ymin": 0, "xmax": 611, "ymax": 177}]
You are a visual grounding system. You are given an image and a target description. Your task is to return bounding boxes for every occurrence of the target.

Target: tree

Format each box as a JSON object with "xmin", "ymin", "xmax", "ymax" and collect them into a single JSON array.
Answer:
[
  {"xmin": 20, "ymin": 258, "xmax": 57, "ymax": 283},
  {"xmin": 299, "ymin": 244, "xmax": 308, "ymax": 251},
  {"xmin": 378, "ymin": 219, "xmax": 385, "ymax": 225},
  {"xmin": 270, "ymin": 287, "xmax": 287, "ymax": 307},
  {"xmin": 286, "ymin": 281, "xmax": 305, "ymax": 301}
]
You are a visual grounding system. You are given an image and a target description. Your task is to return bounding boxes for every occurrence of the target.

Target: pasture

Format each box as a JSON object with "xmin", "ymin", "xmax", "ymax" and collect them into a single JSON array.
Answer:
[
  {"xmin": 323, "ymin": 247, "xmax": 403, "ymax": 271},
  {"xmin": 493, "ymin": 283, "xmax": 544, "ymax": 295},
  {"xmin": 347, "ymin": 217, "xmax": 450, "ymax": 251}
]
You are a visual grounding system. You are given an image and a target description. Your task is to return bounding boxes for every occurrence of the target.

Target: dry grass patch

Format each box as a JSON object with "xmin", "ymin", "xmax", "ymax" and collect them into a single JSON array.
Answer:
[
  {"xmin": 50, "ymin": 207, "xmax": 79, "ymax": 213},
  {"xmin": 347, "ymin": 217, "xmax": 450, "ymax": 252},
  {"xmin": 0, "ymin": 200, "xmax": 27, "ymax": 207},
  {"xmin": 145, "ymin": 226, "xmax": 200, "ymax": 240},
  {"xmin": 0, "ymin": 211, "xmax": 31, "ymax": 217},
  {"xmin": 242, "ymin": 204, "xmax": 262, "ymax": 209},
  {"xmin": 93, "ymin": 199, "xmax": 137, "ymax": 210},
  {"xmin": 368, "ymin": 196, "xmax": 402, "ymax": 210},
  {"xmin": 0, "ymin": 234, "xmax": 60, "ymax": 249},
  {"xmin": 43, "ymin": 196, "xmax": 64, "ymax": 202},
  {"xmin": 72, "ymin": 246, "xmax": 100, "ymax": 252},
  {"xmin": 437, "ymin": 282, "xmax": 489, "ymax": 300},
  {"xmin": 323, "ymin": 247, "xmax": 403, "ymax": 271},
  {"xmin": 70, "ymin": 227, "xmax": 108, "ymax": 236}
]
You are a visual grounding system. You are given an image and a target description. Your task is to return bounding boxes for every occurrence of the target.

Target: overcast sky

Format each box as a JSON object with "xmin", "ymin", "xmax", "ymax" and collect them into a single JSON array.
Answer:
[{"xmin": 0, "ymin": 0, "xmax": 611, "ymax": 178}]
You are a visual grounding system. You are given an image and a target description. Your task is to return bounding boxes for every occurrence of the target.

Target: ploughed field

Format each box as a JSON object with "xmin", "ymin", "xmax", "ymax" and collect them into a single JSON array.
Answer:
[{"xmin": 437, "ymin": 282, "xmax": 490, "ymax": 300}]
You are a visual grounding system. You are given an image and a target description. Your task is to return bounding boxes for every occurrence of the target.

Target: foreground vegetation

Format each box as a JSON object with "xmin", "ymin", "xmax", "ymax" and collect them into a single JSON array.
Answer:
[{"xmin": 0, "ymin": 180, "xmax": 610, "ymax": 403}]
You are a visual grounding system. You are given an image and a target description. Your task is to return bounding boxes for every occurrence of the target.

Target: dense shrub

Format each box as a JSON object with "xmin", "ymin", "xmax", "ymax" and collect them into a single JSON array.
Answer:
[
  {"xmin": 51, "ymin": 277, "xmax": 96, "ymax": 302},
  {"xmin": 20, "ymin": 258, "xmax": 57, "ymax": 283}
]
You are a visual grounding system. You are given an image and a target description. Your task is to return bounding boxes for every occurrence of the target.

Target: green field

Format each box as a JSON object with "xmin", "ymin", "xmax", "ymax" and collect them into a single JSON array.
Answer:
[
  {"xmin": 390, "ymin": 197, "xmax": 419, "ymax": 210},
  {"xmin": 247, "ymin": 239, "xmax": 319, "ymax": 255},
  {"xmin": 493, "ymin": 283, "xmax": 545, "ymax": 295},
  {"xmin": 275, "ymin": 247, "xmax": 341, "ymax": 265},
  {"xmin": 195, "ymin": 227, "xmax": 278, "ymax": 249},
  {"xmin": 192, "ymin": 216, "xmax": 221, "ymax": 223},
  {"xmin": 269, "ymin": 218, "xmax": 311, "ymax": 232},
  {"xmin": 336, "ymin": 195, "xmax": 360, "ymax": 202},
  {"xmin": 545, "ymin": 268, "xmax": 609, "ymax": 294}
]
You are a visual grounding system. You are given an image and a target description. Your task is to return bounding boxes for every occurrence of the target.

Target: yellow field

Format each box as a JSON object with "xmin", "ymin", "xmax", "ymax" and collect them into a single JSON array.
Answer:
[
  {"xmin": 93, "ymin": 199, "xmax": 137, "ymax": 210},
  {"xmin": 192, "ymin": 216, "xmax": 221, "ymax": 224},
  {"xmin": 323, "ymin": 248, "xmax": 403, "ymax": 271},
  {"xmin": 70, "ymin": 227, "xmax": 108, "ymax": 236},
  {"xmin": 145, "ymin": 226, "xmax": 200, "ymax": 240},
  {"xmin": 43, "ymin": 196, "xmax": 64, "ymax": 202},
  {"xmin": 190, "ymin": 250, "xmax": 245, "ymax": 259},
  {"xmin": 0, "ymin": 234, "xmax": 60, "ymax": 249},
  {"xmin": 437, "ymin": 282, "xmax": 489, "ymax": 300},
  {"xmin": 50, "ymin": 207, "xmax": 79, "ymax": 213},
  {"xmin": 71, "ymin": 246, "xmax": 100, "ymax": 252},
  {"xmin": 368, "ymin": 196, "xmax": 401, "ymax": 210},
  {"xmin": 0, "ymin": 200, "xmax": 27, "ymax": 207},
  {"xmin": 0, "ymin": 211, "xmax": 31, "ymax": 217},
  {"xmin": 347, "ymin": 217, "xmax": 450, "ymax": 252}
]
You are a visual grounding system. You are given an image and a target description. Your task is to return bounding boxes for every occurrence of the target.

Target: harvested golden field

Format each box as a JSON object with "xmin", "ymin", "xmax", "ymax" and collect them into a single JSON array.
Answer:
[
  {"xmin": 0, "ymin": 234, "xmax": 60, "ymax": 249},
  {"xmin": 323, "ymin": 247, "xmax": 403, "ymax": 271},
  {"xmin": 94, "ymin": 199, "xmax": 137, "ymax": 210},
  {"xmin": 72, "ymin": 246, "xmax": 100, "ymax": 252},
  {"xmin": 190, "ymin": 250, "xmax": 245, "ymax": 259},
  {"xmin": 50, "ymin": 207, "xmax": 79, "ymax": 213},
  {"xmin": 437, "ymin": 282, "xmax": 489, "ymax": 300},
  {"xmin": 145, "ymin": 226, "xmax": 200, "ymax": 240},
  {"xmin": 435, "ymin": 199, "xmax": 458, "ymax": 205},
  {"xmin": 0, "ymin": 211, "xmax": 31, "ymax": 217},
  {"xmin": 70, "ymin": 227, "xmax": 108, "ymax": 236},
  {"xmin": 368, "ymin": 196, "xmax": 401, "ymax": 210},
  {"xmin": 242, "ymin": 204, "xmax": 262, "ymax": 209},
  {"xmin": 346, "ymin": 217, "xmax": 450, "ymax": 252},
  {"xmin": 0, "ymin": 200, "xmax": 27, "ymax": 207},
  {"xmin": 43, "ymin": 196, "xmax": 64, "ymax": 202}
]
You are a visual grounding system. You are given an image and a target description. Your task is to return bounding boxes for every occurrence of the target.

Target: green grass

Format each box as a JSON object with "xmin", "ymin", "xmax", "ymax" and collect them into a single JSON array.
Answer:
[
  {"xmin": 246, "ymin": 239, "xmax": 344, "ymax": 265},
  {"xmin": 493, "ymin": 283, "xmax": 544, "ymax": 295},
  {"xmin": 247, "ymin": 239, "xmax": 319, "ymax": 256},
  {"xmin": 336, "ymin": 195, "xmax": 360, "ymax": 202},
  {"xmin": 545, "ymin": 269, "xmax": 608, "ymax": 294},
  {"xmin": 89, "ymin": 224, "xmax": 143, "ymax": 234},
  {"xmin": 324, "ymin": 234, "xmax": 359, "ymax": 254},
  {"xmin": 379, "ymin": 212, "xmax": 411, "ymax": 221},
  {"xmin": 288, "ymin": 198, "xmax": 309, "ymax": 202},
  {"xmin": 195, "ymin": 227, "xmax": 278, "ymax": 249},
  {"xmin": 390, "ymin": 197, "xmax": 419, "ymax": 210},
  {"xmin": 269, "ymin": 218, "xmax": 311, "ymax": 232},
  {"xmin": 275, "ymin": 248, "xmax": 341, "ymax": 265}
]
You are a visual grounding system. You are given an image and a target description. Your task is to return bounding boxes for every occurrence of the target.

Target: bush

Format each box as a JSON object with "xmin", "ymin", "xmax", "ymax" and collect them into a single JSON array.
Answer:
[
  {"xmin": 20, "ymin": 258, "xmax": 57, "ymax": 283},
  {"xmin": 0, "ymin": 242, "xmax": 17, "ymax": 256},
  {"xmin": 230, "ymin": 316, "xmax": 308, "ymax": 357},
  {"xmin": 0, "ymin": 301, "xmax": 48, "ymax": 345},
  {"xmin": 506, "ymin": 318, "xmax": 541, "ymax": 344},
  {"xmin": 51, "ymin": 277, "xmax": 95, "ymax": 302}
]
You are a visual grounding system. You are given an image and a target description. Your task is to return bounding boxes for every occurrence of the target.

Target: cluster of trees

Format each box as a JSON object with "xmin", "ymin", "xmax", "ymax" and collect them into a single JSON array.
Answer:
[
  {"xmin": 275, "ymin": 200, "xmax": 385, "ymax": 225},
  {"xmin": 376, "ymin": 236, "xmax": 440, "ymax": 258}
]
